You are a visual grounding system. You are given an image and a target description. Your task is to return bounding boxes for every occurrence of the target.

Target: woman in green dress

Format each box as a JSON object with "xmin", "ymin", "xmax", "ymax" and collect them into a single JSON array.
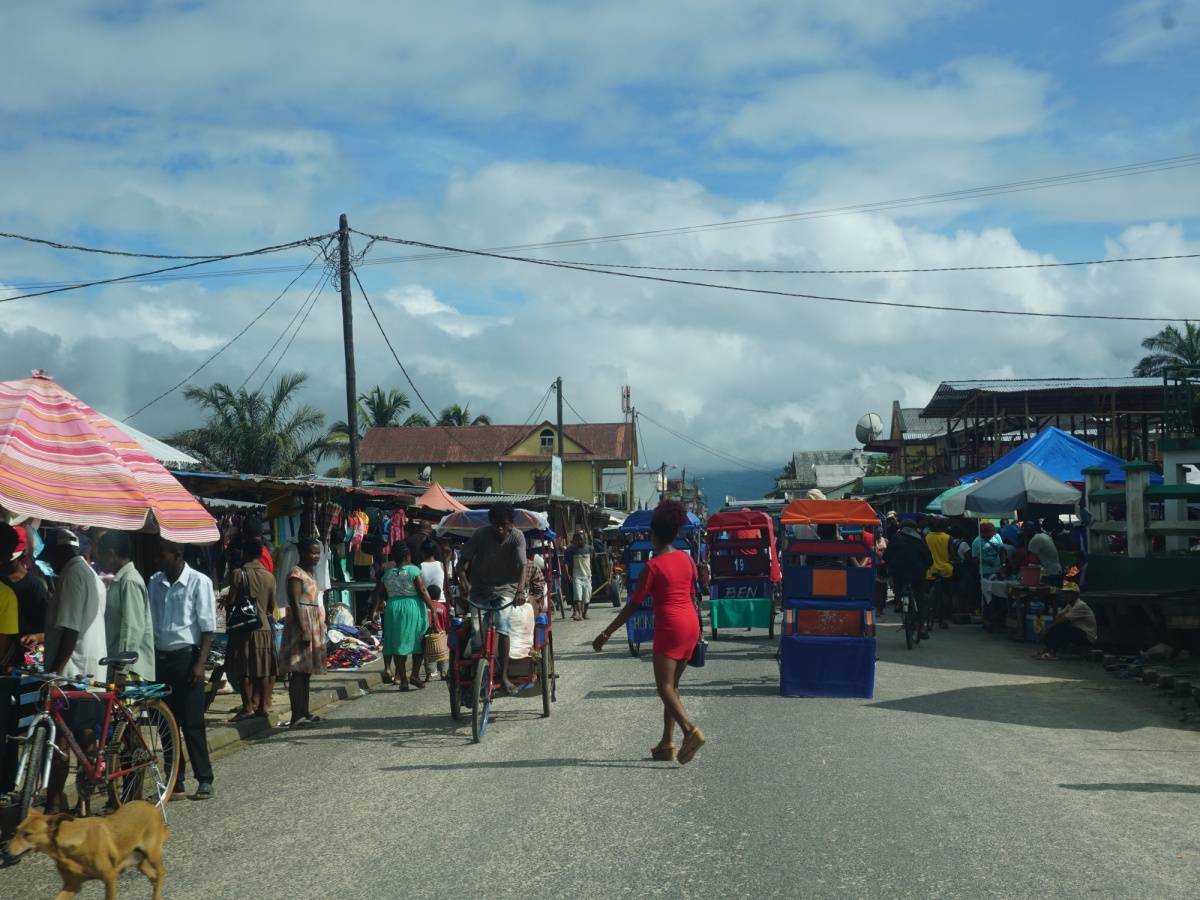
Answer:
[{"xmin": 372, "ymin": 543, "xmax": 435, "ymax": 690}]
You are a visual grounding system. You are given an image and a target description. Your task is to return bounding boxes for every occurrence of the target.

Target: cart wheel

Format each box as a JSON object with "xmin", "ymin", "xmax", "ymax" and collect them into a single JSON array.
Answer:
[
  {"xmin": 711, "ymin": 626, "xmax": 719, "ymax": 641},
  {"xmin": 471, "ymin": 656, "xmax": 493, "ymax": 743},
  {"xmin": 628, "ymin": 640, "xmax": 641, "ymax": 657},
  {"xmin": 540, "ymin": 644, "xmax": 554, "ymax": 717}
]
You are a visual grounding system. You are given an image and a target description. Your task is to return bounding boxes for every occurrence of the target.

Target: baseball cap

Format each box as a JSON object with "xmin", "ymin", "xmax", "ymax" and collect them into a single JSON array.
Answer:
[{"xmin": 37, "ymin": 528, "xmax": 80, "ymax": 557}]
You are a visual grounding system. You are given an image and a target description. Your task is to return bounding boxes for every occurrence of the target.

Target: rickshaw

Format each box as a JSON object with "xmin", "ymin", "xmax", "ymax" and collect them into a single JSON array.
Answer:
[
  {"xmin": 527, "ymin": 528, "xmax": 567, "ymax": 619},
  {"xmin": 618, "ymin": 508, "xmax": 703, "ymax": 657},
  {"xmin": 436, "ymin": 509, "xmax": 557, "ymax": 742},
  {"xmin": 706, "ymin": 510, "xmax": 781, "ymax": 640},
  {"xmin": 778, "ymin": 499, "xmax": 878, "ymax": 698}
]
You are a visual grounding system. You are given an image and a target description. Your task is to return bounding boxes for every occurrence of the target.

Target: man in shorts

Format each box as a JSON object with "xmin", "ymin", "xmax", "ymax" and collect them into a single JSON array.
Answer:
[
  {"xmin": 565, "ymin": 531, "xmax": 594, "ymax": 620},
  {"xmin": 458, "ymin": 502, "xmax": 529, "ymax": 694}
]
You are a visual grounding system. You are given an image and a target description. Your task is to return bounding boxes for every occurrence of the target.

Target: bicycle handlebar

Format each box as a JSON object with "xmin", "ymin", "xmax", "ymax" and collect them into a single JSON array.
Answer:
[{"xmin": 463, "ymin": 595, "xmax": 518, "ymax": 612}]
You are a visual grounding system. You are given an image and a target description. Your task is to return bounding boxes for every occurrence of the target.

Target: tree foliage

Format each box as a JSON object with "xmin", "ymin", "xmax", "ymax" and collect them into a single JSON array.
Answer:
[
  {"xmin": 167, "ymin": 373, "xmax": 332, "ymax": 477},
  {"xmin": 436, "ymin": 403, "xmax": 491, "ymax": 426},
  {"xmin": 325, "ymin": 386, "xmax": 432, "ymax": 477},
  {"xmin": 1132, "ymin": 322, "xmax": 1200, "ymax": 377}
]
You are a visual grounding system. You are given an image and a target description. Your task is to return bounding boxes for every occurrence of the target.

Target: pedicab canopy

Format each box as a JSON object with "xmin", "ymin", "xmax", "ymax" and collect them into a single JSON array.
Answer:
[
  {"xmin": 434, "ymin": 508, "xmax": 550, "ymax": 536},
  {"xmin": 619, "ymin": 508, "xmax": 702, "ymax": 532},
  {"xmin": 780, "ymin": 499, "xmax": 880, "ymax": 527},
  {"xmin": 705, "ymin": 510, "xmax": 782, "ymax": 583},
  {"xmin": 0, "ymin": 372, "xmax": 219, "ymax": 544}
]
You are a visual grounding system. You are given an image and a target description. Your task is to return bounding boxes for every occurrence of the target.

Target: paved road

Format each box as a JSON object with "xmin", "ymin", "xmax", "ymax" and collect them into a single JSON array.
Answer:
[{"xmin": 5, "ymin": 611, "xmax": 1199, "ymax": 898}]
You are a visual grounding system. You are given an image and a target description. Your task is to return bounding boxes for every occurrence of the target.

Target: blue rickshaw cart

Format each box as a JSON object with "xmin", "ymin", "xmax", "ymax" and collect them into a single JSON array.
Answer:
[
  {"xmin": 778, "ymin": 499, "xmax": 878, "ymax": 698},
  {"xmin": 619, "ymin": 508, "xmax": 702, "ymax": 657},
  {"xmin": 706, "ymin": 509, "xmax": 782, "ymax": 640}
]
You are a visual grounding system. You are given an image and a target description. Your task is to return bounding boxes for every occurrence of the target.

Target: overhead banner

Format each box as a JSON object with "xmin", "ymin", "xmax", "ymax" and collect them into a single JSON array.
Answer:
[{"xmin": 551, "ymin": 454, "xmax": 563, "ymax": 495}]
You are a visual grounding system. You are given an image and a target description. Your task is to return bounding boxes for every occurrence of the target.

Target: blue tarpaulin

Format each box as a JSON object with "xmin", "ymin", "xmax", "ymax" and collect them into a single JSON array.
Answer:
[{"xmin": 958, "ymin": 427, "xmax": 1162, "ymax": 486}]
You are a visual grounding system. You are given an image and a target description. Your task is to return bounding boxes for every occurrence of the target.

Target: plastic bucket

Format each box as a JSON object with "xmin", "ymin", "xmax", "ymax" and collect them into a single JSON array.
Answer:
[{"xmin": 1020, "ymin": 566, "xmax": 1041, "ymax": 587}]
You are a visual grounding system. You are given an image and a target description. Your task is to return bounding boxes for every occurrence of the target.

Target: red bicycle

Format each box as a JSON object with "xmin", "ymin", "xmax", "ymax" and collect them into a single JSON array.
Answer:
[
  {"xmin": 8, "ymin": 652, "xmax": 180, "ymax": 821},
  {"xmin": 447, "ymin": 595, "xmax": 555, "ymax": 743}
]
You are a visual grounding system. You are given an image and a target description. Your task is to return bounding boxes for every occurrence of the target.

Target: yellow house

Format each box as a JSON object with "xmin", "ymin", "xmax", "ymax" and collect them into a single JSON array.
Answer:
[{"xmin": 359, "ymin": 421, "xmax": 638, "ymax": 510}]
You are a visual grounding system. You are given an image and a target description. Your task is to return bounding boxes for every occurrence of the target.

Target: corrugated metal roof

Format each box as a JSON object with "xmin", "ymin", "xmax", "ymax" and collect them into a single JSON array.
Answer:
[
  {"xmin": 940, "ymin": 378, "xmax": 1159, "ymax": 392},
  {"xmin": 360, "ymin": 421, "xmax": 634, "ymax": 465},
  {"xmin": 921, "ymin": 377, "xmax": 1162, "ymax": 419}
]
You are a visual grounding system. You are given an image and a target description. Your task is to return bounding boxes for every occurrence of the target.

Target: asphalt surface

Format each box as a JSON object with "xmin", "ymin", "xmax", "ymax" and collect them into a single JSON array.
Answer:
[{"xmin": 5, "ymin": 608, "xmax": 1199, "ymax": 899}]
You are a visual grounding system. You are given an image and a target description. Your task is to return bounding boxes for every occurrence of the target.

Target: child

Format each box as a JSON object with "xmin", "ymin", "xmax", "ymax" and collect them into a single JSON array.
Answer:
[{"xmin": 423, "ymin": 584, "xmax": 450, "ymax": 681}]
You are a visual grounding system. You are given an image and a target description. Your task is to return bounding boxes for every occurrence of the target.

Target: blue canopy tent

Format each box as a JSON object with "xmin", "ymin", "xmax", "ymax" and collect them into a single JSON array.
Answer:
[{"xmin": 958, "ymin": 426, "xmax": 1162, "ymax": 486}]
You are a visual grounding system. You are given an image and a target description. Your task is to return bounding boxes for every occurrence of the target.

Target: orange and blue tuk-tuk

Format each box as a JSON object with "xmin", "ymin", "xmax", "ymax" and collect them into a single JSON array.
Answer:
[
  {"xmin": 705, "ymin": 510, "xmax": 781, "ymax": 640},
  {"xmin": 778, "ymin": 499, "xmax": 878, "ymax": 699}
]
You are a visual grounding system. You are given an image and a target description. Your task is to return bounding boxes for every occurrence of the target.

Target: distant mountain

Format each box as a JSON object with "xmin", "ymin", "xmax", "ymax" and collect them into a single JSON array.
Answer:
[{"xmin": 695, "ymin": 469, "xmax": 780, "ymax": 508}]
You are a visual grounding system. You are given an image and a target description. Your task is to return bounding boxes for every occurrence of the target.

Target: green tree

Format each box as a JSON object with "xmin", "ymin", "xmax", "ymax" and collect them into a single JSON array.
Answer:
[
  {"xmin": 326, "ymin": 386, "xmax": 431, "ymax": 477},
  {"xmin": 436, "ymin": 403, "xmax": 491, "ymax": 426},
  {"xmin": 1132, "ymin": 322, "xmax": 1200, "ymax": 377},
  {"xmin": 167, "ymin": 373, "xmax": 332, "ymax": 476}
]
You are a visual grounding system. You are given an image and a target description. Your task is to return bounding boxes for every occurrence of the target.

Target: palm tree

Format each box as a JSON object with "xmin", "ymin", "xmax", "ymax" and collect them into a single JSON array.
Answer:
[
  {"xmin": 436, "ymin": 403, "xmax": 492, "ymax": 426},
  {"xmin": 1132, "ymin": 322, "xmax": 1200, "ymax": 377},
  {"xmin": 326, "ymin": 386, "xmax": 431, "ymax": 477},
  {"xmin": 167, "ymin": 373, "xmax": 332, "ymax": 476}
]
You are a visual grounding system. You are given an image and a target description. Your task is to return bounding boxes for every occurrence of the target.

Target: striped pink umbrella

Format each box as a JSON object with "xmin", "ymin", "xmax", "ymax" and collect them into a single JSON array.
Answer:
[{"xmin": 0, "ymin": 372, "xmax": 218, "ymax": 544}]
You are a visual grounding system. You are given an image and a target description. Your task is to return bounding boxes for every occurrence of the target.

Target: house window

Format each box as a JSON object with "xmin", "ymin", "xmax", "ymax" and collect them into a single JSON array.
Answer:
[
  {"xmin": 384, "ymin": 466, "xmax": 396, "ymax": 479},
  {"xmin": 539, "ymin": 429, "xmax": 556, "ymax": 454},
  {"xmin": 533, "ymin": 475, "xmax": 551, "ymax": 494},
  {"xmin": 463, "ymin": 477, "xmax": 493, "ymax": 492}
]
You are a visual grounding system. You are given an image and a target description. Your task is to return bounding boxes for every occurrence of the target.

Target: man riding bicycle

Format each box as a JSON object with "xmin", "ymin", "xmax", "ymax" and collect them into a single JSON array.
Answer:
[
  {"xmin": 457, "ymin": 502, "xmax": 529, "ymax": 695},
  {"xmin": 924, "ymin": 518, "xmax": 954, "ymax": 630},
  {"xmin": 883, "ymin": 518, "xmax": 934, "ymax": 641}
]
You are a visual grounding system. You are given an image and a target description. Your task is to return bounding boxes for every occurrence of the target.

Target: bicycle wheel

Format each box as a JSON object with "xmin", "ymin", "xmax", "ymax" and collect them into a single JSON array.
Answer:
[
  {"xmin": 448, "ymin": 650, "xmax": 463, "ymax": 721},
  {"xmin": 108, "ymin": 700, "xmax": 179, "ymax": 808},
  {"xmin": 903, "ymin": 594, "xmax": 914, "ymax": 650},
  {"xmin": 471, "ymin": 656, "xmax": 493, "ymax": 743},
  {"xmin": 539, "ymin": 643, "xmax": 554, "ymax": 718},
  {"xmin": 611, "ymin": 574, "xmax": 623, "ymax": 608},
  {"xmin": 924, "ymin": 583, "xmax": 937, "ymax": 634},
  {"xmin": 17, "ymin": 723, "xmax": 50, "ymax": 820}
]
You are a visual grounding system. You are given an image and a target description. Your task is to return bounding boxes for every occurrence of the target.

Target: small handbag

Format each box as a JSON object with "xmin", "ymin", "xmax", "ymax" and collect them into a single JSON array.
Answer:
[
  {"xmin": 424, "ymin": 630, "xmax": 450, "ymax": 662},
  {"xmin": 226, "ymin": 569, "xmax": 264, "ymax": 635},
  {"xmin": 689, "ymin": 638, "xmax": 709, "ymax": 668}
]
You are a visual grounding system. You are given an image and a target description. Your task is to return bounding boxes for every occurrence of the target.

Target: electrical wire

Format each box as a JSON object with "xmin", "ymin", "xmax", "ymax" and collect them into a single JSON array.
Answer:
[
  {"xmin": 0, "ymin": 231, "xmax": 283, "ymax": 260},
  {"xmin": 0, "ymin": 234, "xmax": 336, "ymax": 306},
  {"xmin": 350, "ymin": 266, "xmax": 474, "ymax": 454},
  {"xmin": 126, "ymin": 240, "xmax": 333, "ymax": 419},
  {"xmin": 636, "ymin": 411, "xmax": 778, "ymax": 477},
  {"xmin": 355, "ymin": 231, "xmax": 1190, "ymax": 322},
  {"xmin": 256, "ymin": 283, "xmax": 325, "ymax": 394},
  {"xmin": 517, "ymin": 252, "xmax": 1200, "ymax": 276},
  {"xmin": 560, "ymin": 393, "xmax": 590, "ymax": 424},
  {"xmin": 237, "ymin": 258, "xmax": 326, "ymax": 391},
  {"xmin": 353, "ymin": 153, "xmax": 1200, "ymax": 263}
]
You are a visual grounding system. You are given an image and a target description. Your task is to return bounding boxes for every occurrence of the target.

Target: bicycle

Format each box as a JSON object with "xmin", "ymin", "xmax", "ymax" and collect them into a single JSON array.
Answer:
[
  {"xmin": 926, "ymin": 573, "xmax": 950, "ymax": 632},
  {"xmin": 9, "ymin": 652, "xmax": 180, "ymax": 822},
  {"xmin": 896, "ymin": 582, "xmax": 921, "ymax": 650}
]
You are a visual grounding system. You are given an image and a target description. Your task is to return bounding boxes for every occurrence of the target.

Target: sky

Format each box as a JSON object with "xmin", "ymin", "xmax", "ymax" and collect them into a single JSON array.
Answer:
[{"xmin": 1, "ymin": 1, "xmax": 1198, "ymax": 504}]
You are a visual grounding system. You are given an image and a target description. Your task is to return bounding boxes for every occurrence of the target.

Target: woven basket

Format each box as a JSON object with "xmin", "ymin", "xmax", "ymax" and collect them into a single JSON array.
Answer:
[{"xmin": 425, "ymin": 631, "xmax": 450, "ymax": 662}]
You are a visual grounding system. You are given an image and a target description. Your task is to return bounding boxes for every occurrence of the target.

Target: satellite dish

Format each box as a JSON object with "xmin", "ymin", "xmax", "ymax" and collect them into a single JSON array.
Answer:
[
  {"xmin": 419, "ymin": 466, "xmax": 432, "ymax": 482},
  {"xmin": 855, "ymin": 412, "xmax": 883, "ymax": 445}
]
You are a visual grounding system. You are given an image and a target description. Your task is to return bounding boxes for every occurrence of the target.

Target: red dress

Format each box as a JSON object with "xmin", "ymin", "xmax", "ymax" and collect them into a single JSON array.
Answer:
[{"xmin": 630, "ymin": 550, "xmax": 700, "ymax": 660}]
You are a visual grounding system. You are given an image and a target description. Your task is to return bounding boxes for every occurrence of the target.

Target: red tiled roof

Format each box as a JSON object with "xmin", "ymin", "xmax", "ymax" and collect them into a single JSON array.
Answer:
[{"xmin": 360, "ymin": 421, "xmax": 635, "ymax": 465}]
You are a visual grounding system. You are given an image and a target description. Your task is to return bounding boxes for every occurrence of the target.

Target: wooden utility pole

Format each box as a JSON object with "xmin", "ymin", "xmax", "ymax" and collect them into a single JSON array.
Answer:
[{"xmin": 339, "ymin": 214, "xmax": 360, "ymax": 486}]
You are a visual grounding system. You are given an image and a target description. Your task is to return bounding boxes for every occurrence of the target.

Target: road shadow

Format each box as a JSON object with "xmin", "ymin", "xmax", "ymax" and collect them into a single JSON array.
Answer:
[
  {"xmin": 875, "ymin": 622, "xmax": 1098, "ymax": 679},
  {"xmin": 1058, "ymin": 782, "xmax": 1200, "ymax": 794},
  {"xmin": 868, "ymin": 682, "xmax": 1147, "ymax": 732},
  {"xmin": 585, "ymin": 677, "xmax": 779, "ymax": 700}
]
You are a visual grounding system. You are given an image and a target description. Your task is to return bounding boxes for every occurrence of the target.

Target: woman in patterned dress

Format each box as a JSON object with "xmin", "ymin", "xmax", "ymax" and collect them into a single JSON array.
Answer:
[
  {"xmin": 372, "ymin": 543, "xmax": 435, "ymax": 691},
  {"xmin": 281, "ymin": 537, "xmax": 328, "ymax": 726}
]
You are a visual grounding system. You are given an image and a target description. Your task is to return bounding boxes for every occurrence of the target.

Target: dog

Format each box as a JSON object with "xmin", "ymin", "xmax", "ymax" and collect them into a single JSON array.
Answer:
[{"xmin": 5, "ymin": 800, "xmax": 168, "ymax": 899}]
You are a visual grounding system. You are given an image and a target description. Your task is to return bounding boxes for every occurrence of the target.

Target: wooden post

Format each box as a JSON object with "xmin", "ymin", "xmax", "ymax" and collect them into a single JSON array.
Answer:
[
  {"xmin": 338, "ymin": 214, "xmax": 360, "ymax": 487},
  {"xmin": 1082, "ymin": 466, "xmax": 1110, "ymax": 558},
  {"xmin": 1122, "ymin": 460, "xmax": 1154, "ymax": 559}
]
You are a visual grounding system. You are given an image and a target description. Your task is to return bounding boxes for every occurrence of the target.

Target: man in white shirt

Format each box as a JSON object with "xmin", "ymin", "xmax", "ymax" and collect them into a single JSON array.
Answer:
[
  {"xmin": 37, "ymin": 528, "xmax": 108, "ymax": 814},
  {"xmin": 148, "ymin": 539, "xmax": 216, "ymax": 800},
  {"xmin": 1035, "ymin": 587, "xmax": 1096, "ymax": 660}
]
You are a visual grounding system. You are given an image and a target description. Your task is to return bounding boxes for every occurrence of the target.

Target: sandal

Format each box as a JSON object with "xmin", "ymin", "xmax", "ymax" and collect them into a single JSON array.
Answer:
[
  {"xmin": 397, "ymin": 681, "xmax": 410, "ymax": 691},
  {"xmin": 678, "ymin": 727, "xmax": 706, "ymax": 765},
  {"xmin": 410, "ymin": 676, "xmax": 426, "ymax": 690},
  {"xmin": 1033, "ymin": 651, "xmax": 1058, "ymax": 661},
  {"xmin": 503, "ymin": 682, "xmax": 518, "ymax": 695},
  {"xmin": 381, "ymin": 673, "xmax": 394, "ymax": 685},
  {"xmin": 228, "ymin": 712, "xmax": 256, "ymax": 723},
  {"xmin": 651, "ymin": 745, "xmax": 675, "ymax": 761}
]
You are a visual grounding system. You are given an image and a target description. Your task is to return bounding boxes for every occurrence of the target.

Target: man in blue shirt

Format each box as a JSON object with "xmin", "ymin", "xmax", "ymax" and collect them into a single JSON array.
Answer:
[{"xmin": 148, "ymin": 539, "xmax": 216, "ymax": 801}]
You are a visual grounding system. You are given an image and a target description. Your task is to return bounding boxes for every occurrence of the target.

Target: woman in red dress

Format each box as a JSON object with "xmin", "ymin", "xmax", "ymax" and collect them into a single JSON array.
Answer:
[{"xmin": 593, "ymin": 501, "xmax": 706, "ymax": 764}]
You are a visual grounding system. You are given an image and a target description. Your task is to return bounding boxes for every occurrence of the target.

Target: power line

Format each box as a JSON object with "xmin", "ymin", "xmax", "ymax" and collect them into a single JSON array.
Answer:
[
  {"xmin": 0, "ymin": 230, "xmax": 278, "ymax": 260},
  {"xmin": 560, "ymin": 393, "xmax": 590, "ymax": 424},
  {"xmin": 237, "ymin": 257, "xmax": 326, "ymax": 391},
  {"xmin": 126, "ymin": 239, "xmax": 334, "ymax": 419},
  {"xmin": 349, "ymin": 266, "xmax": 475, "ymax": 454},
  {"xmin": 355, "ymin": 231, "xmax": 1190, "ymax": 322},
  {"xmin": 353, "ymin": 153, "xmax": 1200, "ymax": 263},
  {"xmin": 523, "ymin": 252, "xmax": 1200, "ymax": 276},
  {"xmin": 0, "ymin": 234, "xmax": 336, "ymax": 306},
  {"xmin": 636, "ymin": 411, "xmax": 778, "ymax": 477},
  {"xmin": 256, "ymin": 283, "xmax": 325, "ymax": 394}
]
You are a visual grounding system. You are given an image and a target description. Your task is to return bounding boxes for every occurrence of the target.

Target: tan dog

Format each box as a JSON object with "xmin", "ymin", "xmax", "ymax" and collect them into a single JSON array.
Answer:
[{"xmin": 6, "ymin": 800, "xmax": 168, "ymax": 899}]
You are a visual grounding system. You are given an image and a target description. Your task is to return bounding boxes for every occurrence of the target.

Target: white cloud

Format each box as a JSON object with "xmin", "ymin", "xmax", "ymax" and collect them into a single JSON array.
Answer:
[{"xmin": 380, "ymin": 285, "xmax": 508, "ymax": 338}]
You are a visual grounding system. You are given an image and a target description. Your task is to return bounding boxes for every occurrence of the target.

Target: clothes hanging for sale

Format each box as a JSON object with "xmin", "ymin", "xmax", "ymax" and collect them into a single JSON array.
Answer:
[
  {"xmin": 275, "ymin": 542, "xmax": 300, "ymax": 608},
  {"xmin": 385, "ymin": 508, "xmax": 407, "ymax": 554}
]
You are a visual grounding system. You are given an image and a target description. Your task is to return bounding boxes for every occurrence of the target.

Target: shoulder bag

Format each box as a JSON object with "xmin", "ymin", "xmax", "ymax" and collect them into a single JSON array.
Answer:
[{"xmin": 226, "ymin": 568, "xmax": 264, "ymax": 634}]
